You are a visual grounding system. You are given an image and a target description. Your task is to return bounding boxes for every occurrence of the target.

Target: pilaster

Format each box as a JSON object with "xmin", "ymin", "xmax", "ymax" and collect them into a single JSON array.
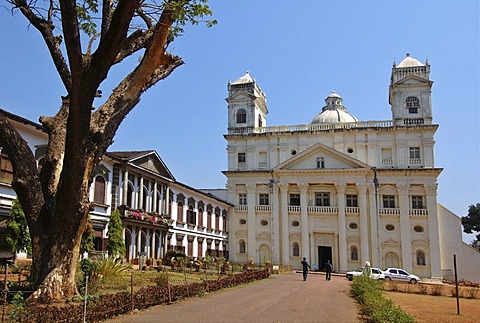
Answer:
[
  {"xmin": 397, "ymin": 183, "xmax": 412, "ymax": 272},
  {"xmin": 335, "ymin": 182, "xmax": 347, "ymax": 272},
  {"xmin": 299, "ymin": 182, "xmax": 310, "ymax": 262}
]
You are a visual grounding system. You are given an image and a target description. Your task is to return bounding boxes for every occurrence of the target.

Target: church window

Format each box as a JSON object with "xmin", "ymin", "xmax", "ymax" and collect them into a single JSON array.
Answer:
[
  {"xmin": 382, "ymin": 195, "xmax": 396, "ymax": 208},
  {"xmin": 350, "ymin": 246, "xmax": 359, "ymax": 261},
  {"xmin": 289, "ymin": 194, "xmax": 300, "ymax": 206},
  {"xmin": 93, "ymin": 176, "xmax": 106, "ymax": 204},
  {"xmin": 238, "ymin": 193, "xmax": 247, "ymax": 205},
  {"xmin": 406, "ymin": 96, "xmax": 420, "ymax": 114},
  {"xmin": 349, "ymin": 222, "xmax": 358, "ymax": 230},
  {"xmin": 237, "ymin": 153, "xmax": 246, "ymax": 167},
  {"xmin": 291, "ymin": 150, "xmax": 297, "ymax": 155},
  {"xmin": 207, "ymin": 211, "xmax": 212, "ymax": 229},
  {"xmin": 411, "ymin": 196, "xmax": 424, "ymax": 209},
  {"xmin": 316, "ymin": 157, "xmax": 325, "ymax": 169},
  {"xmin": 258, "ymin": 114, "xmax": 263, "ymax": 127},
  {"xmin": 416, "ymin": 250, "xmax": 426, "ymax": 266},
  {"xmin": 409, "ymin": 147, "xmax": 420, "ymax": 160},
  {"xmin": 239, "ymin": 218, "xmax": 247, "ymax": 225},
  {"xmin": 126, "ymin": 183, "xmax": 133, "ymax": 208},
  {"xmin": 259, "ymin": 193, "xmax": 269, "ymax": 205},
  {"xmin": 315, "ymin": 192, "xmax": 330, "ymax": 206},
  {"xmin": 236, "ymin": 109, "xmax": 246, "ymax": 123},
  {"xmin": 413, "ymin": 225, "xmax": 424, "ymax": 233},
  {"xmin": 385, "ymin": 224, "xmax": 395, "ymax": 231},
  {"xmin": 293, "ymin": 242, "xmax": 300, "ymax": 257},
  {"xmin": 346, "ymin": 195, "xmax": 358, "ymax": 207},
  {"xmin": 239, "ymin": 240, "xmax": 246, "ymax": 253},
  {"xmin": 260, "ymin": 219, "xmax": 269, "ymax": 226},
  {"xmin": 292, "ymin": 220, "xmax": 300, "ymax": 227}
]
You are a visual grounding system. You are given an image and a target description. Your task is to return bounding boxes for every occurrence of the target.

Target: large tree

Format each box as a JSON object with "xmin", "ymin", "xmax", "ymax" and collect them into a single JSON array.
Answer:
[
  {"xmin": 0, "ymin": 0, "xmax": 214, "ymax": 303},
  {"xmin": 462, "ymin": 203, "xmax": 480, "ymax": 248}
]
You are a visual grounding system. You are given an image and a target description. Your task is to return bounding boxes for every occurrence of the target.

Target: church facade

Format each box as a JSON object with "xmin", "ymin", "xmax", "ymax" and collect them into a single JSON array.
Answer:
[{"xmin": 224, "ymin": 54, "xmax": 480, "ymax": 280}]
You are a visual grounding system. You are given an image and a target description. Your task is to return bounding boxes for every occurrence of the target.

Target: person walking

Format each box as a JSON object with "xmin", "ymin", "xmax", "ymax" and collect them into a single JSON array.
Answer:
[
  {"xmin": 324, "ymin": 260, "xmax": 333, "ymax": 281},
  {"xmin": 301, "ymin": 257, "xmax": 311, "ymax": 281}
]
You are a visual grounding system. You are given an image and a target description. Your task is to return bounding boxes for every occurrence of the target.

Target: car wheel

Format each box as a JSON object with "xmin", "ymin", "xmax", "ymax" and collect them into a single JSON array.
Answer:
[
  {"xmin": 409, "ymin": 278, "xmax": 417, "ymax": 284},
  {"xmin": 385, "ymin": 277, "xmax": 391, "ymax": 281}
]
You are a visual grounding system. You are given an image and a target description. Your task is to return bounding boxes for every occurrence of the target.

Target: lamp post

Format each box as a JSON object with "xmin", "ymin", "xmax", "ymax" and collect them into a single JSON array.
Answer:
[{"xmin": 373, "ymin": 167, "xmax": 381, "ymax": 268}]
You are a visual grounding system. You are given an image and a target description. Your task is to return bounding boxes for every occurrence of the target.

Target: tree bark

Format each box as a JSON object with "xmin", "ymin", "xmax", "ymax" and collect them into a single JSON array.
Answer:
[{"xmin": 1, "ymin": 0, "xmax": 190, "ymax": 303}]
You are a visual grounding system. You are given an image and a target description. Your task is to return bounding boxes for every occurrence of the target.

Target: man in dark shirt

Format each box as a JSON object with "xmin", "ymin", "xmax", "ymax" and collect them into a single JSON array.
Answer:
[
  {"xmin": 301, "ymin": 257, "xmax": 311, "ymax": 281},
  {"xmin": 325, "ymin": 260, "xmax": 333, "ymax": 281}
]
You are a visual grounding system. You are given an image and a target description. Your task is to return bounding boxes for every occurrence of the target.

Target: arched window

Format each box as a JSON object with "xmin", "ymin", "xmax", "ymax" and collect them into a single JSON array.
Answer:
[
  {"xmin": 177, "ymin": 201, "xmax": 184, "ymax": 223},
  {"xmin": 126, "ymin": 183, "xmax": 133, "ymax": 208},
  {"xmin": 416, "ymin": 250, "xmax": 426, "ymax": 266},
  {"xmin": 142, "ymin": 186, "xmax": 148, "ymax": 211},
  {"xmin": 215, "ymin": 213, "xmax": 220, "ymax": 231},
  {"xmin": 236, "ymin": 109, "xmax": 246, "ymax": 123},
  {"xmin": 258, "ymin": 114, "xmax": 263, "ymax": 127},
  {"xmin": 385, "ymin": 252, "xmax": 400, "ymax": 268},
  {"xmin": 94, "ymin": 176, "xmax": 106, "ymax": 204},
  {"xmin": 187, "ymin": 204, "xmax": 196, "ymax": 225},
  {"xmin": 293, "ymin": 242, "xmax": 300, "ymax": 257},
  {"xmin": 406, "ymin": 96, "xmax": 420, "ymax": 114},
  {"xmin": 350, "ymin": 246, "xmax": 359, "ymax": 261},
  {"xmin": 207, "ymin": 211, "xmax": 212, "ymax": 230},
  {"xmin": 198, "ymin": 208, "xmax": 203, "ymax": 227},
  {"xmin": 239, "ymin": 240, "xmax": 246, "ymax": 253}
]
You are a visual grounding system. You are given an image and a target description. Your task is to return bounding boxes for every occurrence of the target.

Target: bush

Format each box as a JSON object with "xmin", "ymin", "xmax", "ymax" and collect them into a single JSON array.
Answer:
[
  {"xmin": 154, "ymin": 272, "xmax": 169, "ymax": 286},
  {"xmin": 465, "ymin": 287, "xmax": 479, "ymax": 299},
  {"xmin": 350, "ymin": 275, "xmax": 415, "ymax": 323},
  {"xmin": 430, "ymin": 284, "xmax": 443, "ymax": 296}
]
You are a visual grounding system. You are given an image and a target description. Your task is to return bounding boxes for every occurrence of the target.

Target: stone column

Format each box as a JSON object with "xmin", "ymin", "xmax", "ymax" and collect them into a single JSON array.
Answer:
[
  {"xmin": 271, "ymin": 182, "xmax": 280, "ymax": 264},
  {"xmin": 367, "ymin": 183, "xmax": 380, "ymax": 267},
  {"xmin": 426, "ymin": 183, "xmax": 442, "ymax": 279},
  {"xmin": 398, "ymin": 183, "xmax": 412, "ymax": 272},
  {"xmin": 299, "ymin": 183, "xmax": 310, "ymax": 262},
  {"xmin": 357, "ymin": 183, "xmax": 370, "ymax": 264},
  {"xmin": 335, "ymin": 182, "xmax": 347, "ymax": 272},
  {"xmin": 279, "ymin": 183, "xmax": 290, "ymax": 265},
  {"xmin": 165, "ymin": 186, "xmax": 170, "ymax": 216},
  {"xmin": 131, "ymin": 226, "xmax": 137, "ymax": 259},
  {"xmin": 153, "ymin": 181, "xmax": 158, "ymax": 213},
  {"xmin": 122, "ymin": 169, "xmax": 129, "ymax": 206},
  {"xmin": 246, "ymin": 183, "xmax": 257, "ymax": 262},
  {"xmin": 139, "ymin": 176, "xmax": 144, "ymax": 210}
]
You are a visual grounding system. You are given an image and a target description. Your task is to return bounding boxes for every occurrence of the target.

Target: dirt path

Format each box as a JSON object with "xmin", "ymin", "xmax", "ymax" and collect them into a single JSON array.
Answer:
[{"xmin": 105, "ymin": 272, "xmax": 360, "ymax": 323}]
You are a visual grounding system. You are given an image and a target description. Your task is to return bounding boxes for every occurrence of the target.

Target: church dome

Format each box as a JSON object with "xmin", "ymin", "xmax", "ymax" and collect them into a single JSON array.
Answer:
[
  {"xmin": 311, "ymin": 91, "xmax": 358, "ymax": 124},
  {"xmin": 397, "ymin": 53, "xmax": 424, "ymax": 68}
]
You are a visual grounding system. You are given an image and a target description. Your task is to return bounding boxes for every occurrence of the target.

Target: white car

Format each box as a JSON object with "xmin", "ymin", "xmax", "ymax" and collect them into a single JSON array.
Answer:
[
  {"xmin": 346, "ymin": 262, "xmax": 385, "ymax": 281},
  {"xmin": 383, "ymin": 268, "xmax": 421, "ymax": 284}
]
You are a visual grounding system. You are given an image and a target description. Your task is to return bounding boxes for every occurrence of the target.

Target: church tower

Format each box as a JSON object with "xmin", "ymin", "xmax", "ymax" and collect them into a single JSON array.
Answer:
[
  {"xmin": 389, "ymin": 53, "xmax": 433, "ymax": 125},
  {"xmin": 226, "ymin": 72, "xmax": 268, "ymax": 133}
]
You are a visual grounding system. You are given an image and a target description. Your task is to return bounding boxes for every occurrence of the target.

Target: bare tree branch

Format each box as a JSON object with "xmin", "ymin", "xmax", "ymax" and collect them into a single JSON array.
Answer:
[
  {"xmin": 12, "ymin": 0, "xmax": 72, "ymax": 92},
  {"xmin": 101, "ymin": 0, "xmax": 114, "ymax": 39},
  {"xmin": 58, "ymin": 0, "xmax": 83, "ymax": 80}
]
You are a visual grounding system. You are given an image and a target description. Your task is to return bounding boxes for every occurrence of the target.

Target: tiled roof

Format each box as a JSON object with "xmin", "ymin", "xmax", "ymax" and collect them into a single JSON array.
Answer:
[
  {"xmin": 105, "ymin": 150, "xmax": 156, "ymax": 161},
  {"xmin": 0, "ymin": 109, "xmax": 45, "ymax": 132}
]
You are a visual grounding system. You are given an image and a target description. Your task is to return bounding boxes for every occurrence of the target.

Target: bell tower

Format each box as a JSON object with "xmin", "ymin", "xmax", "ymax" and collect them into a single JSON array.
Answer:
[
  {"xmin": 389, "ymin": 53, "xmax": 433, "ymax": 125},
  {"xmin": 226, "ymin": 72, "xmax": 268, "ymax": 133}
]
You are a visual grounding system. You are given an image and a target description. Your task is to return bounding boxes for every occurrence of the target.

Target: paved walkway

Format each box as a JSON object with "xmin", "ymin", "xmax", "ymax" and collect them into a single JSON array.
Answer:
[{"xmin": 105, "ymin": 272, "xmax": 360, "ymax": 323}]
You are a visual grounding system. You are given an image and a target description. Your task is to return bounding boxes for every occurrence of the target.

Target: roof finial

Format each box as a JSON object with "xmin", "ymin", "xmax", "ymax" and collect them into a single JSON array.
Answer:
[
  {"xmin": 393, "ymin": 58, "xmax": 396, "ymax": 67},
  {"xmin": 406, "ymin": 52, "xmax": 410, "ymax": 57}
]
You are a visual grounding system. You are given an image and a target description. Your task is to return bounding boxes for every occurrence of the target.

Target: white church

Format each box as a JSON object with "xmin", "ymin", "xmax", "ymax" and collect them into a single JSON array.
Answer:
[{"xmin": 224, "ymin": 54, "xmax": 480, "ymax": 281}]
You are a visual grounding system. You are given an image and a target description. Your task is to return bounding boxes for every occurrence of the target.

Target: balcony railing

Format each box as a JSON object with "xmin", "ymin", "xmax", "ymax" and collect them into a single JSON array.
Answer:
[
  {"xmin": 409, "ymin": 158, "xmax": 422, "ymax": 165},
  {"xmin": 345, "ymin": 207, "xmax": 360, "ymax": 214},
  {"xmin": 379, "ymin": 208, "xmax": 400, "ymax": 216},
  {"xmin": 288, "ymin": 205, "xmax": 301, "ymax": 213},
  {"xmin": 410, "ymin": 209, "xmax": 428, "ymax": 217},
  {"xmin": 235, "ymin": 205, "xmax": 248, "ymax": 212},
  {"xmin": 228, "ymin": 120, "xmax": 396, "ymax": 135},
  {"xmin": 381, "ymin": 159, "xmax": 393, "ymax": 166},
  {"xmin": 255, "ymin": 205, "xmax": 271, "ymax": 212},
  {"xmin": 307, "ymin": 206, "xmax": 338, "ymax": 214}
]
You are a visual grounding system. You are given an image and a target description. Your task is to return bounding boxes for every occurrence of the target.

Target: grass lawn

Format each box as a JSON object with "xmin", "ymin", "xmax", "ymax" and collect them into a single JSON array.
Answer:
[{"xmin": 385, "ymin": 291, "xmax": 480, "ymax": 323}]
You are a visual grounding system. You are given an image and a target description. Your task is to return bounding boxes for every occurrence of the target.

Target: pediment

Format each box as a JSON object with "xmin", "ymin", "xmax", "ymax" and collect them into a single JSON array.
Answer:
[
  {"xmin": 226, "ymin": 90, "xmax": 256, "ymax": 102},
  {"xmin": 274, "ymin": 142, "xmax": 370, "ymax": 171},
  {"xmin": 393, "ymin": 74, "xmax": 432, "ymax": 87},
  {"xmin": 382, "ymin": 239, "xmax": 400, "ymax": 246},
  {"xmin": 130, "ymin": 152, "xmax": 175, "ymax": 181}
]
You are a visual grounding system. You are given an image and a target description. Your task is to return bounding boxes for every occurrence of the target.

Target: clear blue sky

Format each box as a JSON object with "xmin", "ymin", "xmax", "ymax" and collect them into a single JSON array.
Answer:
[{"xmin": 0, "ymin": 1, "xmax": 478, "ymax": 242}]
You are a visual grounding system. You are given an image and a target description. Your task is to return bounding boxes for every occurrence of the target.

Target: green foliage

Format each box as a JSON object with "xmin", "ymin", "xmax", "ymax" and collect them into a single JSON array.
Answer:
[
  {"xmin": 462, "ymin": 203, "xmax": 480, "ymax": 241},
  {"xmin": 107, "ymin": 209, "xmax": 126, "ymax": 258},
  {"xmin": 350, "ymin": 275, "xmax": 415, "ymax": 323},
  {"xmin": 8, "ymin": 291, "xmax": 26, "ymax": 322},
  {"xmin": 154, "ymin": 272, "xmax": 169, "ymax": 286},
  {"xmin": 80, "ymin": 215, "xmax": 95, "ymax": 254},
  {"xmin": 165, "ymin": 250, "xmax": 186, "ymax": 261},
  {"xmin": 0, "ymin": 199, "xmax": 31, "ymax": 255},
  {"xmin": 165, "ymin": 0, "xmax": 217, "ymax": 39}
]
